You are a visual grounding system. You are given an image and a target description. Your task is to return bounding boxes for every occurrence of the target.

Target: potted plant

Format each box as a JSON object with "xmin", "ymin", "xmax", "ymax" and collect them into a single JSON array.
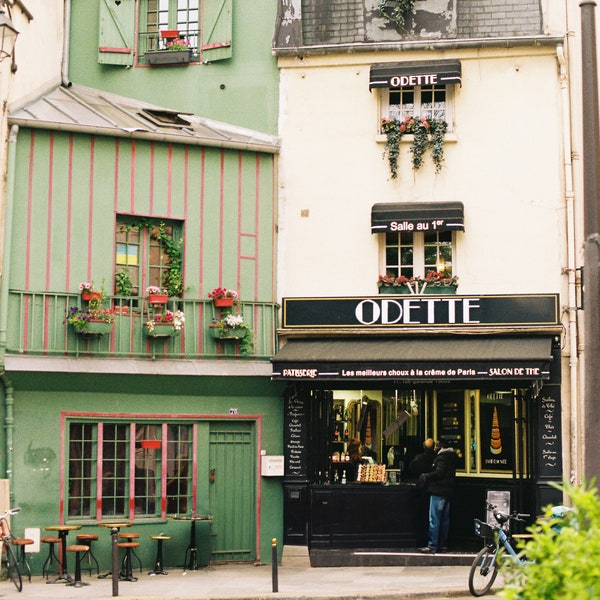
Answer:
[
  {"xmin": 146, "ymin": 286, "xmax": 169, "ymax": 305},
  {"xmin": 145, "ymin": 37, "xmax": 193, "ymax": 65},
  {"xmin": 115, "ymin": 268, "xmax": 133, "ymax": 297},
  {"xmin": 79, "ymin": 281, "xmax": 102, "ymax": 303},
  {"xmin": 65, "ymin": 307, "xmax": 115, "ymax": 335},
  {"xmin": 381, "ymin": 116, "xmax": 448, "ymax": 179},
  {"xmin": 209, "ymin": 312, "xmax": 254, "ymax": 354},
  {"xmin": 208, "ymin": 287, "xmax": 238, "ymax": 308},
  {"xmin": 377, "ymin": 271, "xmax": 459, "ymax": 295},
  {"xmin": 144, "ymin": 309, "xmax": 185, "ymax": 337}
]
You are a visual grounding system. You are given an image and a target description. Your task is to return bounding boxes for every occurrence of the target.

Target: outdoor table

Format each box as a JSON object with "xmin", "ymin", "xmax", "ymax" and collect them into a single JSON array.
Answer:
[
  {"xmin": 44, "ymin": 524, "xmax": 82, "ymax": 584},
  {"xmin": 97, "ymin": 522, "xmax": 133, "ymax": 580},
  {"xmin": 171, "ymin": 515, "xmax": 212, "ymax": 571}
]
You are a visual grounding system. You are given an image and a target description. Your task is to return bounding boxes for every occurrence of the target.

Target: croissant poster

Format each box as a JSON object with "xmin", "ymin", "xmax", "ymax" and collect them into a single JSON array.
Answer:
[{"xmin": 480, "ymin": 400, "xmax": 514, "ymax": 473}]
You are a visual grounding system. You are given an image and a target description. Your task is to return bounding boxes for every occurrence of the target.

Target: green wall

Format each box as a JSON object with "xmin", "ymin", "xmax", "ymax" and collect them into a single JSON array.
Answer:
[{"xmin": 68, "ymin": 1, "xmax": 280, "ymax": 135}]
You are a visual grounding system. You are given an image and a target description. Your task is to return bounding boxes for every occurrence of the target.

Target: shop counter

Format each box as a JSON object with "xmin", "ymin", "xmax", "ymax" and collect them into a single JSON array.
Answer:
[{"xmin": 309, "ymin": 483, "xmax": 421, "ymax": 549}]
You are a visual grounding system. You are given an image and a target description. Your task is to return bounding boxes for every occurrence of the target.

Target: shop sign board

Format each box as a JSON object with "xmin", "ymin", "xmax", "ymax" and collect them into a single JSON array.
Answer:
[{"xmin": 282, "ymin": 294, "xmax": 559, "ymax": 329}]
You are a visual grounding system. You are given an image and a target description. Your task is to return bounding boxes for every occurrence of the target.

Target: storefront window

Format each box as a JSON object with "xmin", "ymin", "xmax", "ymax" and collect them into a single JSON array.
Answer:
[{"xmin": 326, "ymin": 387, "xmax": 528, "ymax": 484}]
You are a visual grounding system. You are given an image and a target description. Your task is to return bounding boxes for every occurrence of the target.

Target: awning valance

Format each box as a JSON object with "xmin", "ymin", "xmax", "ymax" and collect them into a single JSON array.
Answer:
[
  {"xmin": 371, "ymin": 201, "xmax": 464, "ymax": 234},
  {"xmin": 271, "ymin": 337, "xmax": 553, "ymax": 382},
  {"xmin": 369, "ymin": 60, "xmax": 462, "ymax": 90}
]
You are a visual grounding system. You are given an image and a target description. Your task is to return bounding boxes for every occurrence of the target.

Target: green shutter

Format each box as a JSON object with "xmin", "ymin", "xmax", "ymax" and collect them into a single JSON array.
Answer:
[
  {"xmin": 201, "ymin": 0, "xmax": 232, "ymax": 62},
  {"xmin": 98, "ymin": 0, "xmax": 136, "ymax": 66}
]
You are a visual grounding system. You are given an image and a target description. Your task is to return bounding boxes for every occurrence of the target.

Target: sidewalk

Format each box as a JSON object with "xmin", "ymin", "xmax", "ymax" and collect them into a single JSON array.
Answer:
[{"xmin": 9, "ymin": 559, "xmax": 503, "ymax": 600}]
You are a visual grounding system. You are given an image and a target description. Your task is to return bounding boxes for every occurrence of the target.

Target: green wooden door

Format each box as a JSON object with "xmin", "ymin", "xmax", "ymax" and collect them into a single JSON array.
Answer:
[{"xmin": 208, "ymin": 421, "xmax": 256, "ymax": 561}]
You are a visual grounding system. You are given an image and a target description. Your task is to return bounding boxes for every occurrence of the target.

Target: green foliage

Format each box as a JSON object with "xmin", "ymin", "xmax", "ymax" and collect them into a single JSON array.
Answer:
[
  {"xmin": 501, "ymin": 480, "xmax": 600, "ymax": 600},
  {"xmin": 114, "ymin": 268, "xmax": 134, "ymax": 296},
  {"xmin": 378, "ymin": 0, "xmax": 415, "ymax": 29},
  {"xmin": 381, "ymin": 116, "xmax": 448, "ymax": 179}
]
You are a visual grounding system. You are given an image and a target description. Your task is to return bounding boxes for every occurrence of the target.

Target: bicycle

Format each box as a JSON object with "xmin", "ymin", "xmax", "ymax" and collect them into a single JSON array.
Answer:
[
  {"xmin": 0, "ymin": 507, "xmax": 22, "ymax": 592},
  {"xmin": 468, "ymin": 503, "xmax": 531, "ymax": 597}
]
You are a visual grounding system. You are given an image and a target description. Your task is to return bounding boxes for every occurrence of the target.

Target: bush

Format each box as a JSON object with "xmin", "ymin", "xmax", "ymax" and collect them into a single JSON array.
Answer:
[{"xmin": 501, "ymin": 480, "xmax": 600, "ymax": 599}]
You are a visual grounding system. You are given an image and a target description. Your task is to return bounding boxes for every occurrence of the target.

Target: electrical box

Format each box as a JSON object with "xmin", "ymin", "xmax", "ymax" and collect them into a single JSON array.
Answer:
[{"xmin": 261, "ymin": 455, "xmax": 284, "ymax": 476}]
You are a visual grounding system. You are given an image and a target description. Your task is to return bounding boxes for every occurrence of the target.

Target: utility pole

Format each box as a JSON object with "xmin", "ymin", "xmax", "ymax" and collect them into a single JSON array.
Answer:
[{"xmin": 581, "ymin": 1, "xmax": 600, "ymax": 483}]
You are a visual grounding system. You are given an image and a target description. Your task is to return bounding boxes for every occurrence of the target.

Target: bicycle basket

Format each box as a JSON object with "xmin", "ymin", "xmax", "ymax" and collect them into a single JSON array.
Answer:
[{"xmin": 474, "ymin": 519, "xmax": 495, "ymax": 539}]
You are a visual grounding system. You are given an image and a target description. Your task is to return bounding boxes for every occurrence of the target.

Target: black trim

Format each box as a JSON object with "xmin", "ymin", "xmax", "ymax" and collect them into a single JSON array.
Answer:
[
  {"xmin": 371, "ymin": 201, "xmax": 464, "ymax": 234},
  {"xmin": 369, "ymin": 59, "xmax": 462, "ymax": 90}
]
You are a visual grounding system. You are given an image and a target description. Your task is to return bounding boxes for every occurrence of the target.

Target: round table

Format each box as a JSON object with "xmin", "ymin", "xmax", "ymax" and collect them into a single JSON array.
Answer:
[
  {"xmin": 97, "ymin": 523, "xmax": 133, "ymax": 580},
  {"xmin": 44, "ymin": 525, "xmax": 82, "ymax": 583},
  {"xmin": 171, "ymin": 515, "xmax": 212, "ymax": 571}
]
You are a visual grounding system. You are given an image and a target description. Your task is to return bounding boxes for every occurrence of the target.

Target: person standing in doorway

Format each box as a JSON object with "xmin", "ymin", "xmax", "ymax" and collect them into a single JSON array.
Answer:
[{"xmin": 419, "ymin": 439, "xmax": 458, "ymax": 553}]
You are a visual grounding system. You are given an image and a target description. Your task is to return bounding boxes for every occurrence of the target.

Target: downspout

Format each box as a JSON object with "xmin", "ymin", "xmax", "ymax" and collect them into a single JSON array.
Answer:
[
  {"xmin": 556, "ymin": 43, "xmax": 581, "ymax": 485},
  {"xmin": 61, "ymin": 0, "xmax": 71, "ymax": 87},
  {"xmin": 0, "ymin": 125, "xmax": 19, "ymax": 501}
]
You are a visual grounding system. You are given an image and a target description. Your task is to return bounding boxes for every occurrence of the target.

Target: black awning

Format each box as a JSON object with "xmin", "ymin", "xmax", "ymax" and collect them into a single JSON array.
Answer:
[
  {"xmin": 369, "ymin": 60, "xmax": 462, "ymax": 90},
  {"xmin": 371, "ymin": 201, "xmax": 464, "ymax": 234},
  {"xmin": 271, "ymin": 337, "xmax": 553, "ymax": 382}
]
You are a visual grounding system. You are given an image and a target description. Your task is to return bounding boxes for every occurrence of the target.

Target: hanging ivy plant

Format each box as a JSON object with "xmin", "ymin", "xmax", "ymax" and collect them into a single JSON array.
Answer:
[
  {"xmin": 378, "ymin": 0, "xmax": 415, "ymax": 30},
  {"xmin": 381, "ymin": 116, "xmax": 448, "ymax": 179}
]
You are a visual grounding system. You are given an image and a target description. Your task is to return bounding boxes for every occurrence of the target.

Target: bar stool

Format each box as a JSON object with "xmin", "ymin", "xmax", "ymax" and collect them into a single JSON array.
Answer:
[
  {"xmin": 117, "ymin": 541, "xmax": 141, "ymax": 582},
  {"xmin": 148, "ymin": 535, "xmax": 171, "ymax": 575},
  {"xmin": 66, "ymin": 545, "xmax": 90, "ymax": 587},
  {"xmin": 76, "ymin": 533, "xmax": 100, "ymax": 575},
  {"xmin": 41, "ymin": 536, "xmax": 61, "ymax": 580},
  {"xmin": 119, "ymin": 532, "xmax": 143, "ymax": 575},
  {"xmin": 12, "ymin": 538, "xmax": 34, "ymax": 582}
]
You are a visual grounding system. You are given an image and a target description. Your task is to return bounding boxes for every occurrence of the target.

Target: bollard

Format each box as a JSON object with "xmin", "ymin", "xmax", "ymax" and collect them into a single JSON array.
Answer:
[
  {"xmin": 271, "ymin": 538, "xmax": 278, "ymax": 593},
  {"xmin": 111, "ymin": 527, "xmax": 119, "ymax": 597}
]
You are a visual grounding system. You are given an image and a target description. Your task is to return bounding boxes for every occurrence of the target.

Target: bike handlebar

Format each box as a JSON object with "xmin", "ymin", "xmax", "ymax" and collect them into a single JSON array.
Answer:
[
  {"xmin": 486, "ymin": 503, "xmax": 530, "ymax": 524},
  {"xmin": 0, "ymin": 507, "xmax": 21, "ymax": 519}
]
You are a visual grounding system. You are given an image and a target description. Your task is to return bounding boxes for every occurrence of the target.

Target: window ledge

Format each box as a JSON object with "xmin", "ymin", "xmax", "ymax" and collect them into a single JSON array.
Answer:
[{"xmin": 376, "ymin": 132, "xmax": 458, "ymax": 144}]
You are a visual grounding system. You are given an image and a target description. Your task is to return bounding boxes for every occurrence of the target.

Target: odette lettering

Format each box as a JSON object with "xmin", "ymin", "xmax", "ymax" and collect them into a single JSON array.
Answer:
[
  {"xmin": 390, "ymin": 73, "xmax": 438, "ymax": 87},
  {"xmin": 354, "ymin": 298, "xmax": 481, "ymax": 325}
]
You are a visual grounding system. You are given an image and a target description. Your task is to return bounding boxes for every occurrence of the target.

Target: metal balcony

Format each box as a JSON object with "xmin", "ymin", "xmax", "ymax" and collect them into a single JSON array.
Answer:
[{"xmin": 6, "ymin": 291, "xmax": 279, "ymax": 361}]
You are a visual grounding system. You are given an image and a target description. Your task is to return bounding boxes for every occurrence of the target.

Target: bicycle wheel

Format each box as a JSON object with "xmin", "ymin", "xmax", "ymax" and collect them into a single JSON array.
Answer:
[
  {"xmin": 468, "ymin": 546, "xmax": 498, "ymax": 597},
  {"xmin": 4, "ymin": 542, "xmax": 23, "ymax": 592}
]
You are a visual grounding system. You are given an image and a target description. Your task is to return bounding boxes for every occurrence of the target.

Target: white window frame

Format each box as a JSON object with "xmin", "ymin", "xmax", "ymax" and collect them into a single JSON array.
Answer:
[{"xmin": 381, "ymin": 230, "xmax": 457, "ymax": 280}]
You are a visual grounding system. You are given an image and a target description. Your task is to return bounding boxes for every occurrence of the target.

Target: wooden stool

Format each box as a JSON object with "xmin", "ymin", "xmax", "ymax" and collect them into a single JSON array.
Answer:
[
  {"xmin": 66, "ymin": 545, "xmax": 90, "ymax": 587},
  {"xmin": 76, "ymin": 533, "xmax": 100, "ymax": 575},
  {"xmin": 41, "ymin": 536, "xmax": 61, "ymax": 579},
  {"xmin": 12, "ymin": 538, "xmax": 34, "ymax": 582},
  {"xmin": 149, "ymin": 535, "xmax": 171, "ymax": 575},
  {"xmin": 117, "ymin": 542, "xmax": 141, "ymax": 582},
  {"xmin": 119, "ymin": 533, "xmax": 143, "ymax": 574}
]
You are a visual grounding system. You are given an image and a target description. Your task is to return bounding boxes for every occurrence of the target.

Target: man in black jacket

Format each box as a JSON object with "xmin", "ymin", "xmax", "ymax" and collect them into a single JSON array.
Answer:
[{"xmin": 419, "ymin": 439, "xmax": 458, "ymax": 553}]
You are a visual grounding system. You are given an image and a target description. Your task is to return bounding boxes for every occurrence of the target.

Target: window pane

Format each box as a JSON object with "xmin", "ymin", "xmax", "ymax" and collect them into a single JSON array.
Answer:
[
  {"xmin": 102, "ymin": 424, "xmax": 129, "ymax": 518},
  {"xmin": 68, "ymin": 423, "xmax": 96, "ymax": 518},
  {"xmin": 135, "ymin": 425, "xmax": 161, "ymax": 516},
  {"xmin": 166, "ymin": 424, "xmax": 192, "ymax": 514}
]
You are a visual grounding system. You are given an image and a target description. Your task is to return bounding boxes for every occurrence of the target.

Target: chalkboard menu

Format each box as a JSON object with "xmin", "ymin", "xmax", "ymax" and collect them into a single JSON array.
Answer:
[
  {"xmin": 284, "ymin": 391, "xmax": 308, "ymax": 479},
  {"xmin": 436, "ymin": 392, "xmax": 465, "ymax": 470},
  {"xmin": 536, "ymin": 384, "xmax": 562, "ymax": 479}
]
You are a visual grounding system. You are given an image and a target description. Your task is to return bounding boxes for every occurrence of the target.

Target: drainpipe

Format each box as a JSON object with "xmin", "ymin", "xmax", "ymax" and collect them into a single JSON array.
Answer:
[
  {"xmin": 556, "ymin": 42, "xmax": 581, "ymax": 485},
  {"xmin": 0, "ymin": 125, "xmax": 19, "ymax": 500},
  {"xmin": 61, "ymin": 0, "xmax": 71, "ymax": 87}
]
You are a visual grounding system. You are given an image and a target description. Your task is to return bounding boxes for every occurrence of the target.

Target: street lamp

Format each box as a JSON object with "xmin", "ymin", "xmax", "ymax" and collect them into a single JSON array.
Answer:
[{"xmin": 0, "ymin": 5, "xmax": 18, "ymax": 63}]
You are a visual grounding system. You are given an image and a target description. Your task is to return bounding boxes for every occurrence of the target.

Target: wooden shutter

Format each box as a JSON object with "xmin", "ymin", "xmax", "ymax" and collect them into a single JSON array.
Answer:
[
  {"xmin": 201, "ymin": 0, "xmax": 232, "ymax": 62},
  {"xmin": 98, "ymin": 0, "xmax": 136, "ymax": 66}
]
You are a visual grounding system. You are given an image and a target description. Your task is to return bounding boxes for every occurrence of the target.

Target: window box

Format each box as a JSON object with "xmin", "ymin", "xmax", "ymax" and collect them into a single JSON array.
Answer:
[
  {"xmin": 209, "ymin": 324, "xmax": 246, "ymax": 340},
  {"xmin": 147, "ymin": 294, "xmax": 169, "ymax": 305},
  {"xmin": 144, "ymin": 323, "xmax": 179, "ymax": 338},
  {"xmin": 78, "ymin": 320, "xmax": 113, "ymax": 335},
  {"xmin": 379, "ymin": 284, "xmax": 457, "ymax": 295},
  {"xmin": 145, "ymin": 49, "xmax": 192, "ymax": 65}
]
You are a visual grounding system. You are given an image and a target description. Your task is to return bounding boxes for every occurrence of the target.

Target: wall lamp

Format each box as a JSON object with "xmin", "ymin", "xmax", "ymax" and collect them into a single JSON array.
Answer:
[{"xmin": 0, "ymin": 2, "xmax": 18, "ymax": 66}]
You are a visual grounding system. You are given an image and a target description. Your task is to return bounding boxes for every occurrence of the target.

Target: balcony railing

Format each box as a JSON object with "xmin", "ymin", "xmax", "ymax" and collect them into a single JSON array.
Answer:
[
  {"xmin": 138, "ymin": 29, "xmax": 200, "ymax": 64},
  {"xmin": 6, "ymin": 291, "xmax": 279, "ymax": 361}
]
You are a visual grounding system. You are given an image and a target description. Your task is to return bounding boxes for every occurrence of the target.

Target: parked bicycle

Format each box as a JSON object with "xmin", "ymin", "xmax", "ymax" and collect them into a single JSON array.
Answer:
[
  {"xmin": 468, "ymin": 503, "xmax": 531, "ymax": 597},
  {"xmin": 0, "ymin": 507, "xmax": 22, "ymax": 592}
]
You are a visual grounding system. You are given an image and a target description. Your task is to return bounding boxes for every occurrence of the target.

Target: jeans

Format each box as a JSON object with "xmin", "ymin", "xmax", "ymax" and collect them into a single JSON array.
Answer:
[{"xmin": 428, "ymin": 494, "xmax": 451, "ymax": 550}]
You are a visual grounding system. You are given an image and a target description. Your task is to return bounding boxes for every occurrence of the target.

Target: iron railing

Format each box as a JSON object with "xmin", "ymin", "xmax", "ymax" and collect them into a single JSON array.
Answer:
[
  {"xmin": 6, "ymin": 291, "xmax": 279, "ymax": 361},
  {"xmin": 138, "ymin": 29, "xmax": 200, "ymax": 63}
]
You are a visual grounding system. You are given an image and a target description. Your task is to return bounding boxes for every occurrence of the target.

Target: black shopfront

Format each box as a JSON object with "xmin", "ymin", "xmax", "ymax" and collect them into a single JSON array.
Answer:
[{"xmin": 272, "ymin": 294, "xmax": 563, "ymax": 555}]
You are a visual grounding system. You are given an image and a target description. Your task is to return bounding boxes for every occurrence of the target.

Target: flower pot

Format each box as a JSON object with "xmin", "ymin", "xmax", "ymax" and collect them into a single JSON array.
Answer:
[
  {"xmin": 422, "ymin": 285, "xmax": 458, "ymax": 295},
  {"xmin": 147, "ymin": 294, "xmax": 169, "ymax": 305},
  {"xmin": 81, "ymin": 291, "xmax": 102, "ymax": 302},
  {"xmin": 145, "ymin": 49, "xmax": 192, "ymax": 65},
  {"xmin": 78, "ymin": 320, "xmax": 113, "ymax": 335},
  {"xmin": 378, "ymin": 284, "xmax": 458, "ymax": 295},
  {"xmin": 141, "ymin": 440, "xmax": 161, "ymax": 450},
  {"xmin": 144, "ymin": 323, "xmax": 178, "ymax": 338},
  {"xmin": 213, "ymin": 297, "xmax": 234, "ymax": 308},
  {"xmin": 209, "ymin": 325, "xmax": 245, "ymax": 340},
  {"xmin": 378, "ymin": 286, "xmax": 411, "ymax": 295}
]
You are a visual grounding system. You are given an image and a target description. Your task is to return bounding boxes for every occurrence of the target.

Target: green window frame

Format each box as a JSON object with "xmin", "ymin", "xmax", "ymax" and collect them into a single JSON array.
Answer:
[{"xmin": 68, "ymin": 420, "xmax": 193, "ymax": 520}]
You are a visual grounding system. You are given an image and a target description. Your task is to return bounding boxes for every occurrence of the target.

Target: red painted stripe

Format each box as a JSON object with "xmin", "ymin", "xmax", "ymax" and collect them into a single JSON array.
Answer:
[
  {"xmin": 161, "ymin": 424, "xmax": 168, "ymax": 518},
  {"xmin": 149, "ymin": 142, "xmax": 154, "ymax": 214},
  {"xmin": 167, "ymin": 144, "xmax": 173, "ymax": 216},
  {"xmin": 237, "ymin": 152, "xmax": 243, "ymax": 292},
  {"xmin": 96, "ymin": 423, "xmax": 104, "ymax": 521},
  {"xmin": 192, "ymin": 424, "xmax": 198, "ymax": 515},
  {"xmin": 23, "ymin": 133, "xmax": 36, "ymax": 349},
  {"xmin": 255, "ymin": 155, "xmax": 260, "ymax": 300},
  {"xmin": 198, "ymin": 150, "xmax": 205, "ymax": 354},
  {"xmin": 65, "ymin": 135, "xmax": 74, "ymax": 292},
  {"xmin": 87, "ymin": 138, "xmax": 95, "ymax": 278},
  {"xmin": 131, "ymin": 140, "xmax": 136, "ymax": 213},
  {"xmin": 129, "ymin": 423, "xmax": 136, "ymax": 520},
  {"xmin": 43, "ymin": 134, "xmax": 54, "ymax": 350},
  {"xmin": 59, "ymin": 414, "xmax": 66, "ymax": 523},
  {"xmin": 271, "ymin": 157, "xmax": 277, "ymax": 303},
  {"xmin": 219, "ymin": 151, "xmax": 225, "ymax": 284},
  {"xmin": 114, "ymin": 139, "xmax": 120, "ymax": 213},
  {"xmin": 98, "ymin": 47, "xmax": 132, "ymax": 54},
  {"xmin": 256, "ymin": 415, "xmax": 262, "ymax": 561}
]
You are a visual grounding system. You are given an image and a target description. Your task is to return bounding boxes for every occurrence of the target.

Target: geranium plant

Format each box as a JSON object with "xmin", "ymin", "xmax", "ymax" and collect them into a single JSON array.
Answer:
[
  {"xmin": 210, "ymin": 312, "xmax": 254, "ymax": 354},
  {"xmin": 166, "ymin": 38, "xmax": 190, "ymax": 51},
  {"xmin": 146, "ymin": 286, "xmax": 168, "ymax": 296},
  {"xmin": 381, "ymin": 116, "xmax": 448, "ymax": 179},
  {"xmin": 378, "ymin": 271, "xmax": 458, "ymax": 294},
  {"xmin": 79, "ymin": 282, "xmax": 95, "ymax": 294},
  {"xmin": 146, "ymin": 310, "xmax": 185, "ymax": 334},
  {"xmin": 208, "ymin": 287, "xmax": 238, "ymax": 300}
]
